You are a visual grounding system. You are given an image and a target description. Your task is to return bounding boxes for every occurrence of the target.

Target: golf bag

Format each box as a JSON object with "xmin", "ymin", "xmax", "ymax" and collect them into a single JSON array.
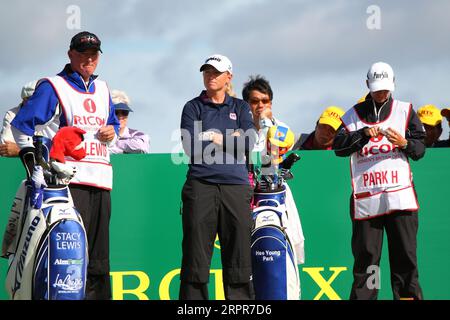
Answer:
[
  {"xmin": 251, "ymin": 152, "xmax": 301, "ymax": 300},
  {"xmin": 3, "ymin": 135, "xmax": 88, "ymax": 300}
]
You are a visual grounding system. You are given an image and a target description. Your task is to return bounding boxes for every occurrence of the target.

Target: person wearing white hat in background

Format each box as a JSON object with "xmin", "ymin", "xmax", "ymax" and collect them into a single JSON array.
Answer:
[
  {"xmin": 333, "ymin": 62, "xmax": 426, "ymax": 300},
  {"xmin": 0, "ymin": 80, "xmax": 38, "ymax": 157},
  {"xmin": 109, "ymin": 89, "xmax": 150, "ymax": 154}
]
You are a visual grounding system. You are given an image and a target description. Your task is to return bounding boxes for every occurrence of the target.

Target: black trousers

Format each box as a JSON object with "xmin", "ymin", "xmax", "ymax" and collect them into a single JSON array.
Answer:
[
  {"xmin": 70, "ymin": 184, "xmax": 112, "ymax": 300},
  {"xmin": 179, "ymin": 178, "xmax": 254, "ymax": 300},
  {"xmin": 350, "ymin": 205, "xmax": 423, "ymax": 300}
]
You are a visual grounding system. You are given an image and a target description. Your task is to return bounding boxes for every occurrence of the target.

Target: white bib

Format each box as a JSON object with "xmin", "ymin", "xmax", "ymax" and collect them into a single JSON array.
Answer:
[
  {"xmin": 46, "ymin": 76, "xmax": 113, "ymax": 190},
  {"xmin": 342, "ymin": 100, "xmax": 419, "ymax": 219}
]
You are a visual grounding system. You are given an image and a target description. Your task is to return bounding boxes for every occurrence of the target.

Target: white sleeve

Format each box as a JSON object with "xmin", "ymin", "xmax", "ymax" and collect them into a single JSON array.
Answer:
[
  {"xmin": 1, "ymin": 107, "xmax": 20, "ymax": 143},
  {"xmin": 11, "ymin": 126, "xmax": 34, "ymax": 149},
  {"xmin": 284, "ymin": 183, "xmax": 305, "ymax": 264}
]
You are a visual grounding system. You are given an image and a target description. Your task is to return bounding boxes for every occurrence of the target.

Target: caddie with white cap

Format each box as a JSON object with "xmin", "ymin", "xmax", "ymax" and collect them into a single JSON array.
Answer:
[
  {"xmin": 366, "ymin": 61, "xmax": 395, "ymax": 92},
  {"xmin": 333, "ymin": 62, "xmax": 426, "ymax": 300}
]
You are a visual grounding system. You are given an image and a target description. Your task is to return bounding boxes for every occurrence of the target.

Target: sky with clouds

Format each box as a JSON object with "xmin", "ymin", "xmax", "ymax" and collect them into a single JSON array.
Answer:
[{"xmin": 1, "ymin": 0, "xmax": 449, "ymax": 152}]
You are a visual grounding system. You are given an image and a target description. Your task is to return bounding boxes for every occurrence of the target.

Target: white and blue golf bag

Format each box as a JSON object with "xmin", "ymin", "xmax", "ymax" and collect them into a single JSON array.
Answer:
[
  {"xmin": 3, "ymin": 136, "xmax": 88, "ymax": 300},
  {"xmin": 251, "ymin": 153, "xmax": 301, "ymax": 300}
]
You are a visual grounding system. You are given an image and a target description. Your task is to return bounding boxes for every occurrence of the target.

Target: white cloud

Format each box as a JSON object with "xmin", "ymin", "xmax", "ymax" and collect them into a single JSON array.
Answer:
[{"xmin": 1, "ymin": 0, "xmax": 449, "ymax": 152}]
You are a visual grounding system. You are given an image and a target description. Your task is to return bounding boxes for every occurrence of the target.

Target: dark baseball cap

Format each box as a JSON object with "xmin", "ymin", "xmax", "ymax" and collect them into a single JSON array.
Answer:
[
  {"xmin": 70, "ymin": 31, "xmax": 102, "ymax": 53},
  {"xmin": 114, "ymin": 103, "xmax": 133, "ymax": 112}
]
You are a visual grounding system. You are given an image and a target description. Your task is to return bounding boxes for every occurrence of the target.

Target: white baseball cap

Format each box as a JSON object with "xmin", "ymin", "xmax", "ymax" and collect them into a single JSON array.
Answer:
[
  {"xmin": 21, "ymin": 80, "xmax": 38, "ymax": 100},
  {"xmin": 200, "ymin": 54, "xmax": 232, "ymax": 74},
  {"xmin": 366, "ymin": 62, "xmax": 395, "ymax": 92}
]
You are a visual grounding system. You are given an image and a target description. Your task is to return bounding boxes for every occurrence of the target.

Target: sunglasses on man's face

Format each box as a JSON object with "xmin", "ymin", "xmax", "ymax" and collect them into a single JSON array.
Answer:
[
  {"xmin": 115, "ymin": 110, "xmax": 129, "ymax": 117},
  {"xmin": 249, "ymin": 98, "xmax": 271, "ymax": 105}
]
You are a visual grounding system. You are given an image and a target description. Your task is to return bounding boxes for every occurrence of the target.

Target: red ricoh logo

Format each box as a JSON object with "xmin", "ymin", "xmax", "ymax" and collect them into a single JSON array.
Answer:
[
  {"xmin": 370, "ymin": 134, "xmax": 384, "ymax": 143},
  {"xmin": 358, "ymin": 143, "xmax": 400, "ymax": 157},
  {"xmin": 84, "ymin": 99, "xmax": 96, "ymax": 113}
]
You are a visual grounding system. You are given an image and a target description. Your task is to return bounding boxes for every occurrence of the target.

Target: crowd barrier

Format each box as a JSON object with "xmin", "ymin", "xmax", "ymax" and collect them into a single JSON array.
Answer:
[{"xmin": 0, "ymin": 149, "xmax": 449, "ymax": 300}]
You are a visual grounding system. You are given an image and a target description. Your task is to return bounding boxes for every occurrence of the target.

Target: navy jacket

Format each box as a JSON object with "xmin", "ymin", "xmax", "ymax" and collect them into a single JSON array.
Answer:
[{"xmin": 180, "ymin": 91, "xmax": 256, "ymax": 184}]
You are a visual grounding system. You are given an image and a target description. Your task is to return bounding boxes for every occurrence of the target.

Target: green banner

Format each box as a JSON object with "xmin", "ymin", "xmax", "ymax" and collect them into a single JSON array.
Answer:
[{"xmin": 1, "ymin": 149, "xmax": 449, "ymax": 300}]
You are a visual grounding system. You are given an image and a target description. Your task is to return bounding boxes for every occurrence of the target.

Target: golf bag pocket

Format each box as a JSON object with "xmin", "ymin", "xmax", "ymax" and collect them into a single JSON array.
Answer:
[
  {"xmin": 33, "ymin": 201, "xmax": 88, "ymax": 300},
  {"xmin": 5, "ymin": 187, "xmax": 87, "ymax": 300},
  {"xmin": 2, "ymin": 180, "xmax": 27, "ymax": 258},
  {"xmin": 253, "ymin": 186, "xmax": 286, "ymax": 208},
  {"xmin": 251, "ymin": 207, "xmax": 300, "ymax": 300},
  {"xmin": 5, "ymin": 207, "xmax": 46, "ymax": 300}
]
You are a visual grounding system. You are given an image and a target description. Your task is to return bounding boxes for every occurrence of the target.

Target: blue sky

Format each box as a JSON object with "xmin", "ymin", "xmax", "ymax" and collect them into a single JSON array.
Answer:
[{"xmin": 1, "ymin": 0, "xmax": 449, "ymax": 152}]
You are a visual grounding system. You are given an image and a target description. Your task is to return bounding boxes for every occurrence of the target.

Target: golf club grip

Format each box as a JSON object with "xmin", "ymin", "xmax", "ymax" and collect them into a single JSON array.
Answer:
[
  {"xmin": 34, "ymin": 136, "xmax": 50, "ymax": 170},
  {"xmin": 282, "ymin": 152, "xmax": 300, "ymax": 170}
]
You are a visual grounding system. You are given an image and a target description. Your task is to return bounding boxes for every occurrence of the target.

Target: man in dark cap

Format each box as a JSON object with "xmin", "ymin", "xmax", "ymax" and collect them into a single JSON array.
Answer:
[
  {"xmin": 11, "ymin": 31, "xmax": 119, "ymax": 300},
  {"xmin": 70, "ymin": 31, "xmax": 103, "ymax": 53}
]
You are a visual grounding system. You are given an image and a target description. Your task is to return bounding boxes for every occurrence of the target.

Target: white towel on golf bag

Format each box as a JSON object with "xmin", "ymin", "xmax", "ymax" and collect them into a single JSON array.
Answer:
[{"xmin": 283, "ymin": 183, "xmax": 305, "ymax": 264}]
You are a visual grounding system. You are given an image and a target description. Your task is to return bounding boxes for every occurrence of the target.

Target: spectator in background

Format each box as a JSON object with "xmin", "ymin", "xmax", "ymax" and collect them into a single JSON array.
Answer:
[
  {"xmin": 333, "ymin": 61, "xmax": 425, "ymax": 300},
  {"xmin": 442, "ymin": 107, "xmax": 450, "ymax": 122},
  {"xmin": 439, "ymin": 107, "xmax": 450, "ymax": 147},
  {"xmin": 357, "ymin": 93, "xmax": 370, "ymax": 104},
  {"xmin": 0, "ymin": 80, "xmax": 37, "ymax": 157},
  {"xmin": 242, "ymin": 74, "xmax": 305, "ymax": 273},
  {"xmin": 417, "ymin": 104, "xmax": 446, "ymax": 148},
  {"xmin": 109, "ymin": 90, "xmax": 150, "ymax": 154},
  {"xmin": 292, "ymin": 106, "xmax": 344, "ymax": 150},
  {"xmin": 242, "ymin": 75, "xmax": 285, "ymax": 152}
]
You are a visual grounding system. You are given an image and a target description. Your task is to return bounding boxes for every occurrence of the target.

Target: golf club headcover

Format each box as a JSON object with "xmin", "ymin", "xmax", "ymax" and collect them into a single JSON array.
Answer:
[
  {"xmin": 30, "ymin": 165, "xmax": 47, "ymax": 209},
  {"xmin": 50, "ymin": 126, "xmax": 87, "ymax": 163},
  {"xmin": 50, "ymin": 161, "xmax": 77, "ymax": 185}
]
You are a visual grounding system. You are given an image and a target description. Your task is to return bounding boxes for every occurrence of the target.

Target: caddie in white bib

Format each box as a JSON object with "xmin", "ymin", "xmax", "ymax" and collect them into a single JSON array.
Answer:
[
  {"xmin": 342, "ymin": 100, "xmax": 419, "ymax": 219},
  {"xmin": 46, "ymin": 76, "xmax": 113, "ymax": 190}
]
